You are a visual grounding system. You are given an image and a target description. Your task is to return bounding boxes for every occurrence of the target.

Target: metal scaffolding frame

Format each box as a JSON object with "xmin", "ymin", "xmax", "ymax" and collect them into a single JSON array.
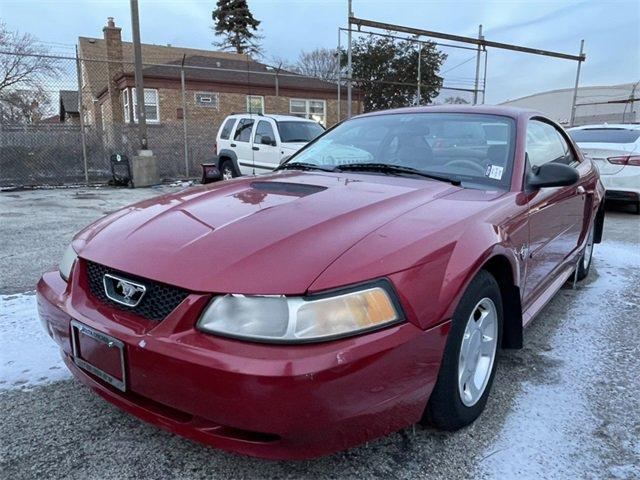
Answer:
[{"xmin": 342, "ymin": 1, "xmax": 586, "ymax": 124}]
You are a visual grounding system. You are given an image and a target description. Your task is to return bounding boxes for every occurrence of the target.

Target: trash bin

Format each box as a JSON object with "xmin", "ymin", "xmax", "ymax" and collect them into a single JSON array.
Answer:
[{"xmin": 201, "ymin": 163, "xmax": 221, "ymax": 184}]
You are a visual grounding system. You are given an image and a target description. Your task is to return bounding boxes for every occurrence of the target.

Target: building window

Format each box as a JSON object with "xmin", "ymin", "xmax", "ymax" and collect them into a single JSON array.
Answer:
[
  {"xmin": 195, "ymin": 92, "xmax": 219, "ymax": 108},
  {"xmin": 122, "ymin": 89, "xmax": 130, "ymax": 122},
  {"xmin": 290, "ymin": 99, "xmax": 326, "ymax": 125},
  {"xmin": 131, "ymin": 87, "xmax": 160, "ymax": 123},
  {"xmin": 246, "ymin": 95, "xmax": 264, "ymax": 114}
]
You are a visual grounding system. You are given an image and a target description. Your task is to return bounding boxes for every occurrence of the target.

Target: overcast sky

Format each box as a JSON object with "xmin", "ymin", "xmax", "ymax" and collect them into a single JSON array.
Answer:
[{"xmin": 2, "ymin": 0, "xmax": 639, "ymax": 103}]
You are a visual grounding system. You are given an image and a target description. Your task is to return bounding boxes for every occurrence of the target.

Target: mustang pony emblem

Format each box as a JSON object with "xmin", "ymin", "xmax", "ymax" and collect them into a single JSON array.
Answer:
[
  {"xmin": 103, "ymin": 273, "xmax": 146, "ymax": 307},
  {"xmin": 117, "ymin": 280, "xmax": 144, "ymax": 301}
]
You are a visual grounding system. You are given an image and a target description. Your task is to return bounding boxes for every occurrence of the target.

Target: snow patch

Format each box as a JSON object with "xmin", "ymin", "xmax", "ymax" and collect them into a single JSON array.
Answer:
[
  {"xmin": 0, "ymin": 293, "xmax": 70, "ymax": 391},
  {"xmin": 476, "ymin": 241, "xmax": 640, "ymax": 478}
]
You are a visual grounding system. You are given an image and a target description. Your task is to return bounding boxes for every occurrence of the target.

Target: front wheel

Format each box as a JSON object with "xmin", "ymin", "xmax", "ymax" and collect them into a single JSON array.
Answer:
[
  {"xmin": 576, "ymin": 220, "xmax": 595, "ymax": 281},
  {"xmin": 423, "ymin": 270, "xmax": 502, "ymax": 430}
]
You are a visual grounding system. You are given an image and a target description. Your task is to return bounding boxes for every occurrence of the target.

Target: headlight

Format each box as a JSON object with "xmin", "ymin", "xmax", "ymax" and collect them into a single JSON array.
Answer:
[
  {"xmin": 59, "ymin": 244, "xmax": 78, "ymax": 282},
  {"xmin": 197, "ymin": 284, "xmax": 402, "ymax": 343}
]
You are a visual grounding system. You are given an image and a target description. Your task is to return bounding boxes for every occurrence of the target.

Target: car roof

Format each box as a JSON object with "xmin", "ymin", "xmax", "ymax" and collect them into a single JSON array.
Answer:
[
  {"xmin": 353, "ymin": 104, "xmax": 543, "ymax": 120},
  {"xmin": 225, "ymin": 113, "xmax": 316, "ymax": 123},
  {"xmin": 567, "ymin": 123, "xmax": 640, "ymax": 131}
]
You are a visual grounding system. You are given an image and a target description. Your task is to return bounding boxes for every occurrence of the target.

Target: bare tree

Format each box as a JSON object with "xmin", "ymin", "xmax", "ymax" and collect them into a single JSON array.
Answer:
[
  {"xmin": 295, "ymin": 48, "xmax": 339, "ymax": 81},
  {"xmin": 0, "ymin": 23, "xmax": 60, "ymax": 123},
  {"xmin": 268, "ymin": 55, "xmax": 297, "ymax": 73},
  {"xmin": 0, "ymin": 89, "xmax": 52, "ymax": 123},
  {"xmin": 443, "ymin": 96, "xmax": 470, "ymax": 104},
  {"xmin": 0, "ymin": 22, "xmax": 61, "ymax": 94}
]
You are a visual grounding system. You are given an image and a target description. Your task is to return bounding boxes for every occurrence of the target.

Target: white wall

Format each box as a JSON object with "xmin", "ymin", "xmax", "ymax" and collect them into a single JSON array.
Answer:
[{"xmin": 500, "ymin": 83, "xmax": 638, "ymax": 126}]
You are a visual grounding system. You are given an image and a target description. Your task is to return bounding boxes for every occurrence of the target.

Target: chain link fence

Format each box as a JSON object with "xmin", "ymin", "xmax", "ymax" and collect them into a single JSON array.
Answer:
[
  {"xmin": 1, "ymin": 45, "xmax": 484, "ymax": 188},
  {"xmin": 0, "ymin": 50, "xmax": 355, "ymax": 187}
]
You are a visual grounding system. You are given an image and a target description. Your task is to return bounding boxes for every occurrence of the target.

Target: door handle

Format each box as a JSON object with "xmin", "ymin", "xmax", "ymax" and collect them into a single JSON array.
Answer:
[
  {"xmin": 230, "ymin": 143, "xmax": 236, "ymax": 148},
  {"xmin": 576, "ymin": 186, "xmax": 585, "ymax": 195},
  {"xmin": 252, "ymin": 146, "xmax": 259, "ymax": 151}
]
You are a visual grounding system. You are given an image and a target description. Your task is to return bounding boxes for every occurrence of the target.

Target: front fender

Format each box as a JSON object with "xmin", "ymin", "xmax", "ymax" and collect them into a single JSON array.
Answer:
[
  {"xmin": 388, "ymin": 232, "xmax": 522, "ymax": 331},
  {"xmin": 309, "ymin": 191, "xmax": 528, "ymax": 331}
]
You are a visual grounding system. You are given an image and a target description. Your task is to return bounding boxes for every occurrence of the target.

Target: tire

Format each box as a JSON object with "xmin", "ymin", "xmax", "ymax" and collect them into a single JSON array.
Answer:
[
  {"xmin": 576, "ymin": 219, "xmax": 595, "ymax": 281},
  {"xmin": 423, "ymin": 270, "xmax": 503, "ymax": 431},
  {"xmin": 220, "ymin": 159, "xmax": 238, "ymax": 180}
]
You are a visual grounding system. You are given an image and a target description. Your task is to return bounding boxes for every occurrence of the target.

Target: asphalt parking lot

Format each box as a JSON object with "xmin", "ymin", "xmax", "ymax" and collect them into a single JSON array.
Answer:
[{"xmin": 1, "ymin": 186, "xmax": 639, "ymax": 480}]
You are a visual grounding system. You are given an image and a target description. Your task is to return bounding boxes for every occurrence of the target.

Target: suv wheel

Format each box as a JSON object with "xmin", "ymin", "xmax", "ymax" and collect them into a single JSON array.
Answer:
[{"xmin": 220, "ymin": 159, "xmax": 237, "ymax": 180}]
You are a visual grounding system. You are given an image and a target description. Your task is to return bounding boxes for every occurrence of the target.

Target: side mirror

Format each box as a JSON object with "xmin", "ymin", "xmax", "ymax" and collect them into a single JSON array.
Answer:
[
  {"xmin": 261, "ymin": 135, "xmax": 275, "ymax": 146},
  {"xmin": 526, "ymin": 162, "xmax": 579, "ymax": 190}
]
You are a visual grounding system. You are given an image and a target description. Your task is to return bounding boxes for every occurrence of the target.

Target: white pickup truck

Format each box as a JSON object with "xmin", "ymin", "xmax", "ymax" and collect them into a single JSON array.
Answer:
[{"xmin": 214, "ymin": 114, "xmax": 325, "ymax": 180}]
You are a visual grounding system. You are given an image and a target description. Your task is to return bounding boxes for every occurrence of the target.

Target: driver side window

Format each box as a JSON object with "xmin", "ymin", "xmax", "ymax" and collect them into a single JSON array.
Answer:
[
  {"xmin": 527, "ymin": 120, "xmax": 573, "ymax": 167},
  {"xmin": 254, "ymin": 120, "xmax": 275, "ymax": 146}
]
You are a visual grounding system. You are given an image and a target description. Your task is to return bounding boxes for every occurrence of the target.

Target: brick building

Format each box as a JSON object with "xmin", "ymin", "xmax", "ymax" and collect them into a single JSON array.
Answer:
[
  {"xmin": 79, "ymin": 18, "xmax": 359, "ymax": 131},
  {"xmin": 75, "ymin": 18, "xmax": 360, "ymax": 179}
]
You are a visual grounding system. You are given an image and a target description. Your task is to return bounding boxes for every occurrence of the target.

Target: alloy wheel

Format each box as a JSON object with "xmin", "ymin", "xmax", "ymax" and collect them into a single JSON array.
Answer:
[
  {"xmin": 458, "ymin": 297, "xmax": 498, "ymax": 407},
  {"xmin": 222, "ymin": 166, "xmax": 234, "ymax": 180}
]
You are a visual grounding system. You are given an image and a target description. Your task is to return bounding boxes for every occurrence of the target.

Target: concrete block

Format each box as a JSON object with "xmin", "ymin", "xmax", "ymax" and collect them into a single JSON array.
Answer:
[{"xmin": 130, "ymin": 151, "xmax": 159, "ymax": 187}]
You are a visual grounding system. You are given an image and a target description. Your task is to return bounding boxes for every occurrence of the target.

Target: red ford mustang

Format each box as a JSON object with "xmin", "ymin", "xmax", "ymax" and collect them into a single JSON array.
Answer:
[{"xmin": 37, "ymin": 106, "xmax": 604, "ymax": 459}]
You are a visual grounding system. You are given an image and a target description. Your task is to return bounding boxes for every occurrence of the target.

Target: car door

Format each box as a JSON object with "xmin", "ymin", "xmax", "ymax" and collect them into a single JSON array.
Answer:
[
  {"xmin": 523, "ymin": 119, "xmax": 587, "ymax": 303},
  {"xmin": 251, "ymin": 119, "xmax": 279, "ymax": 173},
  {"xmin": 232, "ymin": 117, "xmax": 256, "ymax": 175}
]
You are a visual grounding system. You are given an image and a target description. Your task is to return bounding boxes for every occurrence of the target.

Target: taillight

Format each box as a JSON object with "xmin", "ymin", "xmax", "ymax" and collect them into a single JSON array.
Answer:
[{"xmin": 607, "ymin": 155, "xmax": 640, "ymax": 166}]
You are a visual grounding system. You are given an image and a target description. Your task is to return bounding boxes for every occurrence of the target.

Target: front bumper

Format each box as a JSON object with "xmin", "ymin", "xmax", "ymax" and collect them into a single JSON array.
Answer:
[{"xmin": 36, "ymin": 262, "xmax": 450, "ymax": 459}]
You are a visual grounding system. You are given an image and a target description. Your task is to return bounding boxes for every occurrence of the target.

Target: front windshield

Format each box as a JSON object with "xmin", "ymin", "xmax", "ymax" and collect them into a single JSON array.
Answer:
[
  {"xmin": 285, "ymin": 113, "xmax": 516, "ymax": 189},
  {"xmin": 277, "ymin": 121, "xmax": 325, "ymax": 143}
]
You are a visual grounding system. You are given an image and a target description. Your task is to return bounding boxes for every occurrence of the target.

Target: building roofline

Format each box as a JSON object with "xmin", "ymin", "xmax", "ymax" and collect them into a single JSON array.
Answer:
[{"xmin": 501, "ymin": 82, "xmax": 638, "ymax": 104}]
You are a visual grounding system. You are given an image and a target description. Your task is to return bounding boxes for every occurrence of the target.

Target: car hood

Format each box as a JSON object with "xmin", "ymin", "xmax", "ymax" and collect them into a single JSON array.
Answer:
[{"xmin": 75, "ymin": 172, "xmax": 456, "ymax": 295}]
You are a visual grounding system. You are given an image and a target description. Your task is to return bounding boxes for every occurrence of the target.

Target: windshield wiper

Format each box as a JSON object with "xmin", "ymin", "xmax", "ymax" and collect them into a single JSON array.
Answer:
[
  {"xmin": 336, "ymin": 163, "xmax": 461, "ymax": 186},
  {"xmin": 276, "ymin": 162, "xmax": 337, "ymax": 172}
]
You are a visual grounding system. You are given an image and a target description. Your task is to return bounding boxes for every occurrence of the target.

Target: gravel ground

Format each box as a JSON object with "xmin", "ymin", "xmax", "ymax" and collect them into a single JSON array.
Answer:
[{"xmin": 1, "ymin": 186, "xmax": 639, "ymax": 479}]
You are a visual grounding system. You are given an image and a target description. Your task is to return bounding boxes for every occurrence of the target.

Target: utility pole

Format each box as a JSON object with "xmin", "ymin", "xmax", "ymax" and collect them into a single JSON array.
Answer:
[
  {"xmin": 180, "ymin": 54, "xmax": 189, "ymax": 177},
  {"xmin": 337, "ymin": 28, "xmax": 341, "ymax": 120},
  {"xmin": 130, "ymin": 0, "xmax": 148, "ymax": 150},
  {"xmin": 127, "ymin": 0, "xmax": 158, "ymax": 187},
  {"xmin": 416, "ymin": 36, "xmax": 422, "ymax": 105},
  {"xmin": 347, "ymin": 0, "xmax": 353, "ymax": 118},
  {"xmin": 75, "ymin": 46, "xmax": 89, "ymax": 183},
  {"xmin": 569, "ymin": 39, "xmax": 585, "ymax": 127},
  {"xmin": 473, "ymin": 24, "xmax": 483, "ymax": 105}
]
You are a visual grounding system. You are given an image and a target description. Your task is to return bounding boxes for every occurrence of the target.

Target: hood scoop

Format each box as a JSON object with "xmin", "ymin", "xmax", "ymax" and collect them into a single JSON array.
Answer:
[{"xmin": 249, "ymin": 181, "xmax": 326, "ymax": 197}]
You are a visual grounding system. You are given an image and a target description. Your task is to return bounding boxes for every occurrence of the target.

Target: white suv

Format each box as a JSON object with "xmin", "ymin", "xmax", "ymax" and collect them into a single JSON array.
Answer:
[
  {"xmin": 214, "ymin": 114, "xmax": 325, "ymax": 180},
  {"xmin": 568, "ymin": 124, "xmax": 640, "ymax": 214}
]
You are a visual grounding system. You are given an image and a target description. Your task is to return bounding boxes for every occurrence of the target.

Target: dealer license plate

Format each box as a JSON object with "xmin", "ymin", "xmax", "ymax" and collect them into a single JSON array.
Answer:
[{"xmin": 70, "ymin": 320, "xmax": 126, "ymax": 392}]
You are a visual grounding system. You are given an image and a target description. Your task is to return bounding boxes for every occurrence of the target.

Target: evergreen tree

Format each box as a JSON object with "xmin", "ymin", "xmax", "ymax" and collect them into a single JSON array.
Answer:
[
  {"xmin": 343, "ymin": 37, "xmax": 447, "ymax": 112},
  {"xmin": 211, "ymin": 0, "xmax": 262, "ymax": 56}
]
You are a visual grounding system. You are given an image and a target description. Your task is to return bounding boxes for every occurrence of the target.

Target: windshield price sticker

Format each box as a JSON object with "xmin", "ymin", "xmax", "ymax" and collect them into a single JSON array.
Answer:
[{"xmin": 485, "ymin": 165, "xmax": 504, "ymax": 180}]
